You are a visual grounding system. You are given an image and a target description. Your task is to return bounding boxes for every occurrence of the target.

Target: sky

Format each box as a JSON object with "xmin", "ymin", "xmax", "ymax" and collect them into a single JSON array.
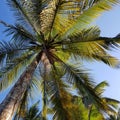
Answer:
[
  {"xmin": 89, "ymin": 5, "xmax": 120, "ymax": 100},
  {"xmin": 0, "ymin": 1, "xmax": 120, "ymax": 103}
]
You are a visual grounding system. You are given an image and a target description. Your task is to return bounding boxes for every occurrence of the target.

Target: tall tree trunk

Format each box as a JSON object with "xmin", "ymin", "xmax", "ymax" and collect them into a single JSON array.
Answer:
[
  {"xmin": 41, "ymin": 52, "xmax": 51, "ymax": 120},
  {"xmin": 0, "ymin": 60, "xmax": 38, "ymax": 120}
]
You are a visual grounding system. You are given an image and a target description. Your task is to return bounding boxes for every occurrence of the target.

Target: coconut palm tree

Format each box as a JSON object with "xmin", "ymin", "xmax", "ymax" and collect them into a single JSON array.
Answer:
[
  {"xmin": 68, "ymin": 81, "xmax": 120, "ymax": 120},
  {"xmin": 0, "ymin": 0, "xmax": 120, "ymax": 120},
  {"xmin": 83, "ymin": 81, "xmax": 120, "ymax": 120}
]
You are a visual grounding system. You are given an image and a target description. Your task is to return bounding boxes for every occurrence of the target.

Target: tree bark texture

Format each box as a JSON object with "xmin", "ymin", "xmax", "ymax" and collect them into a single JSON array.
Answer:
[{"xmin": 0, "ymin": 60, "xmax": 38, "ymax": 120}]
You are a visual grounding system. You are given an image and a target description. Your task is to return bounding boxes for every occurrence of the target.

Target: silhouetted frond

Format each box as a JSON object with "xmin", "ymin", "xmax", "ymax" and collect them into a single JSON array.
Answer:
[
  {"xmin": 1, "ymin": 22, "xmax": 36, "ymax": 42},
  {"xmin": 103, "ymin": 97, "xmax": 120, "ymax": 109},
  {"xmin": 94, "ymin": 81, "xmax": 109, "ymax": 95}
]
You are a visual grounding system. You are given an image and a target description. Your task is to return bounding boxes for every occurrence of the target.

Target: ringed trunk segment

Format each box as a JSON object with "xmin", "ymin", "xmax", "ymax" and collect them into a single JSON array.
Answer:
[
  {"xmin": 40, "ymin": 52, "xmax": 52, "ymax": 119},
  {"xmin": 0, "ymin": 60, "xmax": 38, "ymax": 120},
  {"xmin": 41, "ymin": 52, "xmax": 52, "ymax": 73}
]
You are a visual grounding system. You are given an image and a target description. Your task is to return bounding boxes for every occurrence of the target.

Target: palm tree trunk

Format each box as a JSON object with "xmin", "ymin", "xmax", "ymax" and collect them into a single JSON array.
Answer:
[
  {"xmin": 0, "ymin": 60, "xmax": 38, "ymax": 120},
  {"xmin": 41, "ymin": 52, "xmax": 51, "ymax": 120}
]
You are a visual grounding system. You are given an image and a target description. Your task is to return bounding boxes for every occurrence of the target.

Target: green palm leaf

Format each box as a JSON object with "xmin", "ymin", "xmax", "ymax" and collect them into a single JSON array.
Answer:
[
  {"xmin": 94, "ymin": 81, "xmax": 109, "ymax": 95},
  {"xmin": 54, "ymin": 27, "xmax": 120, "ymax": 67},
  {"xmin": 59, "ymin": 61, "xmax": 117, "ymax": 115},
  {"xmin": 48, "ymin": 68, "xmax": 81, "ymax": 120},
  {"xmin": 61, "ymin": 0, "xmax": 119, "ymax": 38},
  {"xmin": 103, "ymin": 97, "xmax": 120, "ymax": 109},
  {"xmin": 0, "ymin": 20, "xmax": 37, "ymax": 43},
  {"xmin": 7, "ymin": 0, "xmax": 38, "ymax": 32},
  {"xmin": 0, "ymin": 53, "xmax": 37, "ymax": 91}
]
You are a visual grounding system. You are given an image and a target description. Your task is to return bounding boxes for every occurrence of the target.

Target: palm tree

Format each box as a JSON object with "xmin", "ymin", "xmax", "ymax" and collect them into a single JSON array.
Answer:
[
  {"xmin": 70, "ymin": 81, "xmax": 120, "ymax": 120},
  {"xmin": 85, "ymin": 81, "xmax": 120, "ymax": 120},
  {"xmin": 0, "ymin": 0, "xmax": 120, "ymax": 120}
]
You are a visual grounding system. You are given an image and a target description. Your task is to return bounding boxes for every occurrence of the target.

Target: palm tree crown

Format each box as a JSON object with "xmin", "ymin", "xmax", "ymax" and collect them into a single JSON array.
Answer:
[{"xmin": 0, "ymin": 0, "xmax": 120, "ymax": 120}]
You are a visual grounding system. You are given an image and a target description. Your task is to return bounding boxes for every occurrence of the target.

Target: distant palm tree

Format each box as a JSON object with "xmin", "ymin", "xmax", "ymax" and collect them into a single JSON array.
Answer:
[
  {"xmin": 0, "ymin": 0, "xmax": 120, "ymax": 120},
  {"xmin": 71, "ymin": 81, "xmax": 119, "ymax": 120},
  {"xmin": 86, "ymin": 81, "xmax": 120, "ymax": 120}
]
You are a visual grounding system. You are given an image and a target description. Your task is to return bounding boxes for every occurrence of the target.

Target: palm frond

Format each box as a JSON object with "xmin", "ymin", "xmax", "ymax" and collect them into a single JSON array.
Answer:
[
  {"xmin": 54, "ymin": 26, "xmax": 120, "ymax": 49},
  {"xmin": 0, "ymin": 21, "xmax": 37, "ymax": 42},
  {"xmin": 7, "ymin": 0, "xmax": 51, "ymax": 34},
  {"xmin": 0, "ymin": 40, "xmax": 36, "ymax": 75},
  {"xmin": 96, "ymin": 35, "xmax": 120, "ymax": 49},
  {"xmin": 94, "ymin": 81, "xmax": 109, "ymax": 95},
  {"xmin": 0, "ymin": 50, "xmax": 34, "ymax": 74},
  {"xmin": 37, "ymin": 0, "xmax": 101, "ymax": 38},
  {"xmin": 0, "ymin": 39, "xmax": 39, "ymax": 72},
  {"xmin": 0, "ymin": 40, "xmax": 28, "ymax": 57},
  {"xmin": 24, "ymin": 101, "xmax": 41, "ymax": 120},
  {"xmin": 50, "ymin": 0, "xmax": 102, "ymax": 39},
  {"xmin": 93, "ymin": 54, "xmax": 120, "ymax": 68},
  {"xmin": 57, "ymin": 43, "xmax": 120, "ymax": 68},
  {"xmin": 7, "ymin": 0, "xmax": 37, "ymax": 33},
  {"xmin": 103, "ymin": 97, "xmax": 120, "ymax": 109},
  {"xmin": 33, "ymin": 62, "xmax": 70, "ymax": 120},
  {"xmin": 53, "ymin": 26, "xmax": 120, "ymax": 68},
  {"xmin": 53, "ymin": 26, "xmax": 100, "ymax": 44},
  {"xmin": 43, "ymin": 67, "xmax": 71, "ymax": 120},
  {"xmin": 0, "ymin": 53, "xmax": 37, "ymax": 91},
  {"xmin": 56, "ymin": 60, "xmax": 117, "ymax": 115},
  {"xmin": 48, "ymin": 67, "xmax": 98, "ymax": 120},
  {"xmin": 60, "ymin": 0, "xmax": 119, "ymax": 38}
]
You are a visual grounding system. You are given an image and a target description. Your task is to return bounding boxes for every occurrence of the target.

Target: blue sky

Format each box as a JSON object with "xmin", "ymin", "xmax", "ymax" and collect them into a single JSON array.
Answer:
[
  {"xmin": 91, "ymin": 6, "xmax": 120, "ymax": 100},
  {"xmin": 0, "ymin": 1, "xmax": 120, "ymax": 103}
]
